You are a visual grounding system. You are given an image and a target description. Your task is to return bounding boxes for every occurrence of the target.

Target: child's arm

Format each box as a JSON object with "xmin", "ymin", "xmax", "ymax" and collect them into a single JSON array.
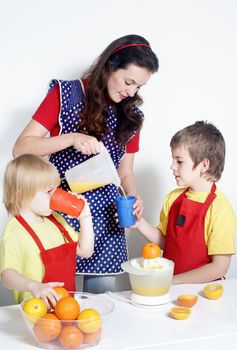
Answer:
[
  {"xmin": 76, "ymin": 197, "xmax": 94, "ymax": 258},
  {"xmin": 135, "ymin": 217, "xmax": 165, "ymax": 250},
  {"xmin": 1, "ymin": 268, "xmax": 64, "ymax": 308},
  {"xmin": 173, "ymin": 254, "xmax": 231, "ymax": 284}
]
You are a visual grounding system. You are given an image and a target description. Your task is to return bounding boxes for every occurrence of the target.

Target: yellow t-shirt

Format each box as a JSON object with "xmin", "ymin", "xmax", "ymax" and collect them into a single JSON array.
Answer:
[
  {"xmin": 0, "ymin": 212, "xmax": 79, "ymax": 303},
  {"xmin": 157, "ymin": 187, "xmax": 236, "ymax": 255}
]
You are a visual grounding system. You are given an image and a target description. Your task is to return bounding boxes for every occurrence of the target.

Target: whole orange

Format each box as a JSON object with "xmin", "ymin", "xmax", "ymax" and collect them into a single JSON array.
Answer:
[
  {"xmin": 78, "ymin": 308, "xmax": 101, "ymax": 333},
  {"xmin": 33, "ymin": 313, "xmax": 62, "ymax": 342},
  {"xmin": 141, "ymin": 243, "xmax": 161, "ymax": 259},
  {"xmin": 54, "ymin": 296, "xmax": 80, "ymax": 320},
  {"xmin": 23, "ymin": 297, "xmax": 47, "ymax": 323},
  {"xmin": 59, "ymin": 325, "xmax": 84, "ymax": 348},
  {"xmin": 83, "ymin": 328, "xmax": 102, "ymax": 345},
  {"xmin": 53, "ymin": 287, "xmax": 69, "ymax": 299}
]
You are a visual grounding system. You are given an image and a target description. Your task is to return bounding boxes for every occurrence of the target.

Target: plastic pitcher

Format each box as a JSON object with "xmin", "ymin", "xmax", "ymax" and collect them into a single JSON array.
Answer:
[{"xmin": 65, "ymin": 143, "xmax": 121, "ymax": 193}]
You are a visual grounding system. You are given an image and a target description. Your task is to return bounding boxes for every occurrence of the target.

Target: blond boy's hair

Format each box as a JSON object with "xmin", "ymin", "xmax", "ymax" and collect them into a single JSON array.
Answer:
[{"xmin": 3, "ymin": 154, "xmax": 61, "ymax": 216}]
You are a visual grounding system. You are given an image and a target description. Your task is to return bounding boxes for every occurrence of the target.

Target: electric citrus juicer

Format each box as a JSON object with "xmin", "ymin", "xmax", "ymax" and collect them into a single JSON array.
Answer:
[{"xmin": 121, "ymin": 243, "xmax": 174, "ymax": 306}]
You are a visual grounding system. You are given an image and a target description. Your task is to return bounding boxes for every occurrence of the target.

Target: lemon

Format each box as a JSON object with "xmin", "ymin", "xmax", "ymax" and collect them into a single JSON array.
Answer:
[
  {"xmin": 203, "ymin": 284, "xmax": 223, "ymax": 300},
  {"xmin": 78, "ymin": 308, "xmax": 101, "ymax": 333},
  {"xmin": 22, "ymin": 297, "xmax": 47, "ymax": 323},
  {"xmin": 170, "ymin": 306, "xmax": 191, "ymax": 320}
]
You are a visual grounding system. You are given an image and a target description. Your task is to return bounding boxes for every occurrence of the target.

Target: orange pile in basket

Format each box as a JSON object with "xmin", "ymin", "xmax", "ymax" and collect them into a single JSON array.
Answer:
[{"xmin": 23, "ymin": 288, "xmax": 102, "ymax": 348}]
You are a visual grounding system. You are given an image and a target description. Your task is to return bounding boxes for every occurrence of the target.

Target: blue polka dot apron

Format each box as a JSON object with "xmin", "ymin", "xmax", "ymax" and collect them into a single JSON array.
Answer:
[{"xmin": 48, "ymin": 79, "xmax": 143, "ymax": 275}]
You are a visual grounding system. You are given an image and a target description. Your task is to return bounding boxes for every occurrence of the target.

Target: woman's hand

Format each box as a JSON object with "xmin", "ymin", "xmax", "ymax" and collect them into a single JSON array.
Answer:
[
  {"xmin": 72, "ymin": 133, "xmax": 100, "ymax": 155},
  {"xmin": 132, "ymin": 195, "xmax": 143, "ymax": 220}
]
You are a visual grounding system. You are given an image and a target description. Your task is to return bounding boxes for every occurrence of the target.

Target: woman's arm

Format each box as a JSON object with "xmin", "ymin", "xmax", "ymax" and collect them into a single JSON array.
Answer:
[
  {"xmin": 118, "ymin": 153, "xmax": 143, "ymax": 219},
  {"xmin": 13, "ymin": 120, "xmax": 75, "ymax": 157},
  {"xmin": 118, "ymin": 153, "xmax": 136, "ymax": 195},
  {"xmin": 173, "ymin": 255, "xmax": 231, "ymax": 284},
  {"xmin": 13, "ymin": 120, "xmax": 101, "ymax": 158}
]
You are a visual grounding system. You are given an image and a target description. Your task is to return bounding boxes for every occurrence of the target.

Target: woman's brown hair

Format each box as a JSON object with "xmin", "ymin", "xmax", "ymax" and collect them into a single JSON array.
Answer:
[{"xmin": 80, "ymin": 34, "xmax": 159, "ymax": 146}]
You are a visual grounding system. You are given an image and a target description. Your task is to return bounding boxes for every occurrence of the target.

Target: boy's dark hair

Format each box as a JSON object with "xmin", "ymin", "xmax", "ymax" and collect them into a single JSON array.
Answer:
[{"xmin": 170, "ymin": 121, "xmax": 225, "ymax": 181}]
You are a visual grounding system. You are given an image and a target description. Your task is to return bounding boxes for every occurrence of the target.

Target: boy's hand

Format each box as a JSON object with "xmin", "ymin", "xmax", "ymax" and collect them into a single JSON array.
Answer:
[
  {"xmin": 115, "ymin": 211, "xmax": 142, "ymax": 229},
  {"xmin": 67, "ymin": 192, "xmax": 91, "ymax": 219},
  {"xmin": 30, "ymin": 281, "xmax": 64, "ymax": 309},
  {"xmin": 77, "ymin": 195, "xmax": 92, "ymax": 218}
]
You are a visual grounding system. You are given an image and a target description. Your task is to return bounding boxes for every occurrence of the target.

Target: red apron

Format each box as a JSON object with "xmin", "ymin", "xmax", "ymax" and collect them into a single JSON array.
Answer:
[
  {"xmin": 15, "ymin": 214, "xmax": 77, "ymax": 291},
  {"xmin": 163, "ymin": 184, "xmax": 216, "ymax": 275}
]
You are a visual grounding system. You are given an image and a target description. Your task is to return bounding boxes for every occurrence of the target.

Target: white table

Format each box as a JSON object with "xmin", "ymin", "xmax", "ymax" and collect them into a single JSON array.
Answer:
[{"xmin": 1, "ymin": 278, "xmax": 237, "ymax": 350}]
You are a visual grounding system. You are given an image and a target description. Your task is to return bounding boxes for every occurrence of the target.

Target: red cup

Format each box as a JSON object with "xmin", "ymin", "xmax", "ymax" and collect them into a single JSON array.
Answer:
[{"xmin": 50, "ymin": 188, "xmax": 85, "ymax": 217}]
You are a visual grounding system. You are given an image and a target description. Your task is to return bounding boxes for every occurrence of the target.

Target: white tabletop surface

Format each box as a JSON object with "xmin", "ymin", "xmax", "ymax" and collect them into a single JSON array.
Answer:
[{"xmin": 1, "ymin": 278, "xmax": 237, "ymax": 350}]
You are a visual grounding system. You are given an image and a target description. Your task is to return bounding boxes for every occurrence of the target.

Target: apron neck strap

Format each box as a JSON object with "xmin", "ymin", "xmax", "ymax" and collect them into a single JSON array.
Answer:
[
  {"xmin": 47, "ymin": 215, "xmax": 74, "ymax": 243},
  {"xmin": 204, "ymin": 183, "xmax": 217, "ymax": 205},
  {"xmin": 15, "ymin": 214, "xmax": 74, "ymax": 253},
  {"xmin": 185, "ymin": 183, "xmax": 217, "ymax": 197},
  {"xmin": 210, "ymin": 183, "xmax": 216, "ymax": 194},
  {"xmin": 15, "ymin": 215, "xmax": 45, "ymax": 251}
]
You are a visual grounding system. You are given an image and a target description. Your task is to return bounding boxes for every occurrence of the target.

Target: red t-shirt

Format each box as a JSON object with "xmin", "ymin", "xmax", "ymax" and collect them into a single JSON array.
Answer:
[{"xmin": 32, "ymin": 83, "xmax": 140, "ymax": 153}]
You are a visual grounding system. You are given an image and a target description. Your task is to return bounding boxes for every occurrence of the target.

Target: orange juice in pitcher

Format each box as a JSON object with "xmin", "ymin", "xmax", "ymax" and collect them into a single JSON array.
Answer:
[
  {"xmin": 65, "ymin": 143, "xmax": 120, "ymax": 193},
  {"xmin": 68, "ymin": 182, "xmax": 108, "ymax": 193}
]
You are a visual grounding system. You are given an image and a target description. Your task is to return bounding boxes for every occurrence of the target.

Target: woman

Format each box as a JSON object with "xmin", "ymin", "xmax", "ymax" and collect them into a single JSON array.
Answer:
[{"xmin": 13, "ymin": 34, "xmax": 159, "ymax": 293}]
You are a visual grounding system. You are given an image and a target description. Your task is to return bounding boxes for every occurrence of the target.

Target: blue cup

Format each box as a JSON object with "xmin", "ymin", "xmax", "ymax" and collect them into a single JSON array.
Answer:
[{"xmin": 115, "ymin": 196, "xmax": 136, "ymax": 227}]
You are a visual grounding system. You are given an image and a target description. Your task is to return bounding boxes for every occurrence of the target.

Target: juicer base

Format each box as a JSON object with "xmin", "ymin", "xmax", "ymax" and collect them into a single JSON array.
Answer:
[{"xmin": 130, "ymin": 292, "xmax": 170, "ymax": 306}]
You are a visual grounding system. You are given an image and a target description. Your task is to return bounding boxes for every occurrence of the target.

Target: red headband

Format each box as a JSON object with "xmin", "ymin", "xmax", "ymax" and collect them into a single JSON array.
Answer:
[{"xmin": 111, "ymin": 43, "xmax": 151, "ymax": 55}]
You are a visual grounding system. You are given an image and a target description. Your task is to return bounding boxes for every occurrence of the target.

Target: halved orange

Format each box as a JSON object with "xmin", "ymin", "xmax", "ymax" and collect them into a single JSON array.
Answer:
[
  {"xmin": 177, "ymin": 294, "xmax": 198, "ymax": 308},
  {"xmin": 203, "ymin": 284, "xmax": 223, "ymax": 300},
  {"xmin": 170, "ymin": 306, "xmax": 191, "ymax": 320}
]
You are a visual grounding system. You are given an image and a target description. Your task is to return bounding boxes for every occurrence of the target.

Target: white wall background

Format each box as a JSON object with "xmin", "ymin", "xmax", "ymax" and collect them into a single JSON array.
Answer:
[{"xmin": 0, "ymin": 0, "xmax": 236, "ymax": 305}]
